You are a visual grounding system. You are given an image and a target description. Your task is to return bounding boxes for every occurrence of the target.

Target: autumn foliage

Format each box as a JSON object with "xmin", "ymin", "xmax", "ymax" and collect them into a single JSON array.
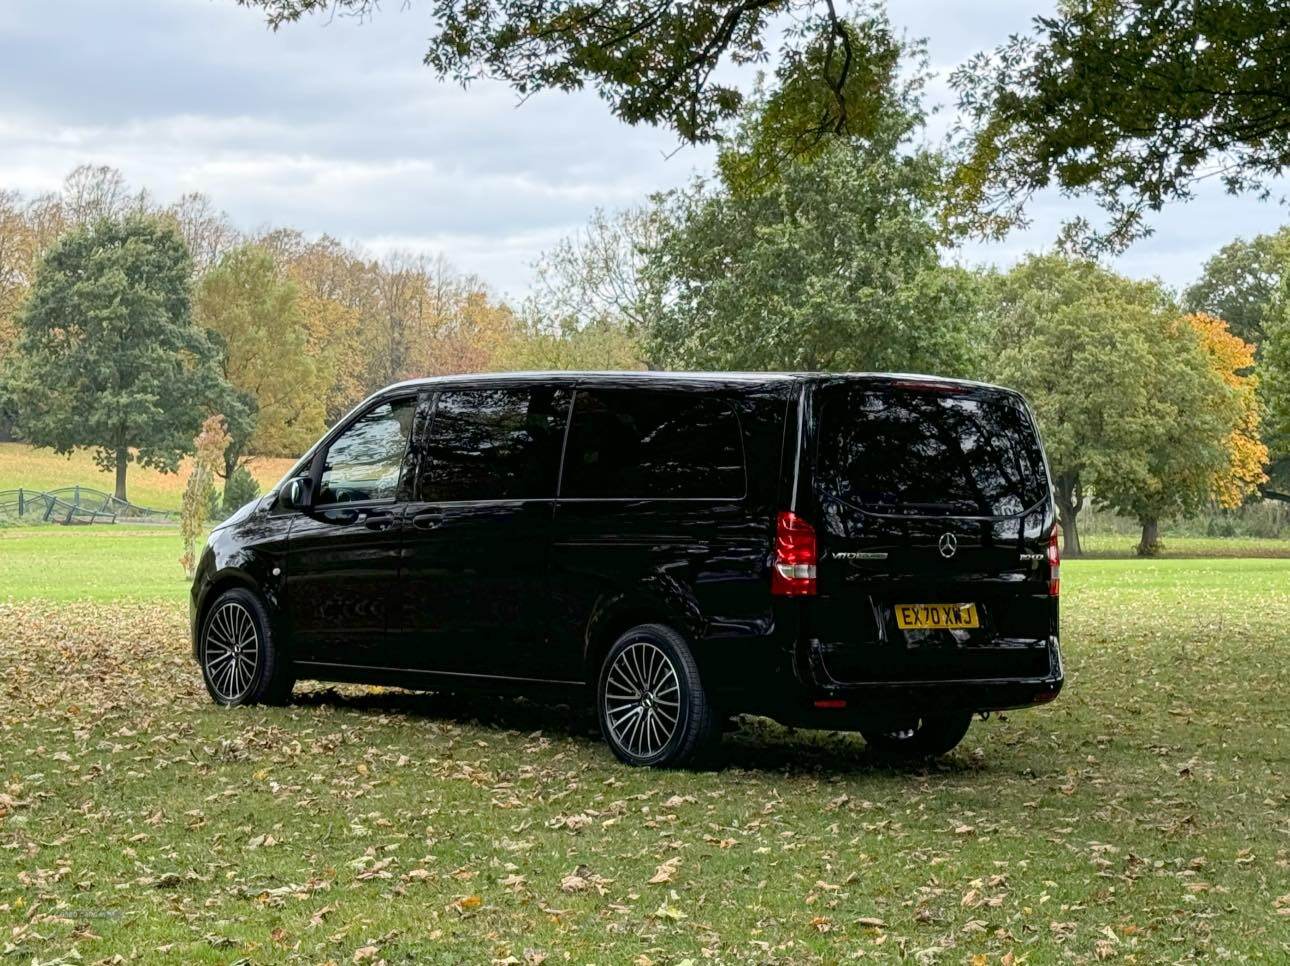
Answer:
[
  {"xmin": 180, "ymin": 415, "xmax": 231, "ymax": 578},
  {"xmin": 1183, "ymin": 313, "xmax": 1268, "ymax": 508}
]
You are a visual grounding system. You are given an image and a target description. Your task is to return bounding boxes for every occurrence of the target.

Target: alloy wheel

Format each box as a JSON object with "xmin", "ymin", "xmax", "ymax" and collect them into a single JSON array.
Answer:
[
  {"xmin": 203, "ymin": 600, "xmax": 260, "ymax": 703},
  {"xmin": 603, "ymin": 640, "xmax": 682, "ymax": 760}
]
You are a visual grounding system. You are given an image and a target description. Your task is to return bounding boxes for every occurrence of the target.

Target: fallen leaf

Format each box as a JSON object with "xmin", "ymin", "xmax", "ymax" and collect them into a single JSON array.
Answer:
[{"xmin": 648, "ymin": 856, "xmax": 681, "ymax": 885}]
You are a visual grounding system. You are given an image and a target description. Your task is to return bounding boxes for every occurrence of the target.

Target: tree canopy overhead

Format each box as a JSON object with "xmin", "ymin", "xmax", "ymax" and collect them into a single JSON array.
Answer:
[
  {"xmin": 950, "ymin": 1, "xmax": 1290, "ymax": 250},
  {"xmin": 635, "ymin": 21, "xmax": 989, "ymax": 377},
  {"xmin": 235, "ymin": 0, "xmax": 890, "ymax": 147}
]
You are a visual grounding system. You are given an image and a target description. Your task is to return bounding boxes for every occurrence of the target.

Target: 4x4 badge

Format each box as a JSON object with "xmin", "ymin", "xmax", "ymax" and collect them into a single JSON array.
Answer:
[{"xmin": 938, "ymin": 533, "xmax": 958, "ymax": 558}]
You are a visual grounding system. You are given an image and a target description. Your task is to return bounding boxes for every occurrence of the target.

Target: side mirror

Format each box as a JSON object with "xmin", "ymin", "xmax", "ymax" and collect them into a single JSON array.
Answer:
[{"xmin": 282, "ymin": 476, "xmax": 314, "ymax": 512}]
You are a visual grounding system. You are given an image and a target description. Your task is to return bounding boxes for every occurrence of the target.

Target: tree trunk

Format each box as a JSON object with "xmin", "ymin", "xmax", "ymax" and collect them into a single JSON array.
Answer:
[
  {"xmin": 222, "ymin": 442, "xmax": 244, "ymax": 504},
  {"xmin": 114, "ymin": 446, "xmax": 128, "ymax": 502},
  {"xmin": 1054, "ymin": 472, "xmax": 1082, "ymax": 557},
  {"xmin": 223, "ymin": 450, "xmax": 237, "ymax": 501},
  {"xmin": 1137, "ymin": 517, "xmax": 1161, "ymax": 557}
]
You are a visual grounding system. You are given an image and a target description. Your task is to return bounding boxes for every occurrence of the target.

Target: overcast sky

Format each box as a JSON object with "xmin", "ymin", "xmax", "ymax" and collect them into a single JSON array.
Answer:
[{"xmin": 1, "ymin": 0, "xmax": 1285, "ymax": 301}]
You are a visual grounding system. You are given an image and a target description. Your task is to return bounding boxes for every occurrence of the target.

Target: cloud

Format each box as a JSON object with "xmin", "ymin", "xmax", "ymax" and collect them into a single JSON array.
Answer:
[
  {"xmin": 0, "ymin": 0, "xmax": 711, "ymax": 297},
  {"xmin": 0, "ymin": 0, "xmax": 1285, "ymax": 300}
]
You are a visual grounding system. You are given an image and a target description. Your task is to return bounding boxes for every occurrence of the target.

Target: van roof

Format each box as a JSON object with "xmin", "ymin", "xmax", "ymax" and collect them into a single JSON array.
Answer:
[{"xmin": 385, "ymin": 370, "xmax": 1015, "ymax": 394}]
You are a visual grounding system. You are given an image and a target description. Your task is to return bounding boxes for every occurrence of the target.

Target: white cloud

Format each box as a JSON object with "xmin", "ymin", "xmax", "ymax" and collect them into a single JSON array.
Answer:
[{"xmin": 0, "ymin": 0, "xmax": 1285, "ymax": 299}]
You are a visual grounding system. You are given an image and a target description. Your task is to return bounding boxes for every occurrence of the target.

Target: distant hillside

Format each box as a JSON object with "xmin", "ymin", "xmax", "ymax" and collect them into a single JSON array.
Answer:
[{"xmin": 0, "ymin": 443, "xmax": 297, "ymax": 513}]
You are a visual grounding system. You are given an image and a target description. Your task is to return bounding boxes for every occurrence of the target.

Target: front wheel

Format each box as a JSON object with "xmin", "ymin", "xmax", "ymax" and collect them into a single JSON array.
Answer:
[
  {"xmin": 862, "ymin": 712, "xmax": 972, "ymax": 760},
  {"xmin": 597, "ymin": 623, "xmax": 719, "ymax": 768},
  {"xmin": 199, "ymin": 588, "xmax": 294, "ymax": 707}
]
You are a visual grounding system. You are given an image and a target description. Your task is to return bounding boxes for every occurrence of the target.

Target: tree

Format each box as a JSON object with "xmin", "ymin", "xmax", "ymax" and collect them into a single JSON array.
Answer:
[
  {"xmin": 499, "ymin": 315, "xmax": 644, "ymax": 371},
  {"xmin": 0, "ymin": 190, "xmax": 36, "ymax": 367},
  {"xmin": 4, "ymin": 216, "xmax": 229, "ymax": 501},
  {"xmin": 180, "ymin": 414, "xmax": 230, "ymax": 578},
  {"xmin": 195, "ymin": 245, "xmax": 328, "ymax": 488},
  {"xmin": 60, "ymin": 165, "xmax": 149, "ymax": 227},
  {"xmin": 296, "ymin": 286, "xmax": 366, "ymax": 421},
  {"xmin": 1184, "ymin": 226, "xmax": 1290, "ymax": 352},
  {"xmin": 269, "ymin": 231, "xmax": 372, "ymax": 421},
  {"xmin": 1259, "ymin": 282, "xmax": 1290, "ymax": 489},
  {"xmin": 716, "ymin": 14, "xmax": 917, "ymax": 194},
  {"xmin": 642, "ymin": 78, "xmax": 984, "ymax": 375},
  {"xmin": 0, "ymin": 191, "xmax": 36, "ymax": 439},
  {"xmin": 529, "ymin": 205, "xmax": 665, "ymax": 335},
  {"xmin": 1185, "ymin": 228, "xmax": 1290, "ymax": 490},
  {"xmin": 256, "ymin": 231, "xmax": 521, "ymax": 418},
  {"xmin": 165, "ymin": 192, "xmax": 241, "ymax": 275},
  {"xmin": 988, "ymin": 256, "xmax": 1179, "ymax": 556},
  {"xmin": 1184, "ymin": 313, "xmax": 1268, "ymax": 510},
  {"xmin": 416, "ymin": 287, "xmax": 517, "ymax": 376},
  {"xmin": 950, "ymin": 2, "xmax": 1290, "ymax": 249},
  {"xmin": 237, "ymin": 0, "xmax": 895, "ymax": 150},
  {"xmin": 1093, "ymin": 314, "xmax": 1244, "ymax": 556}
]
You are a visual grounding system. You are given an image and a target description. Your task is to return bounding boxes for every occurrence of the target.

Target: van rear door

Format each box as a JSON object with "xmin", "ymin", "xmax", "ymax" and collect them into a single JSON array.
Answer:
[{"xmin": 804, "ymin": 379, "xmax": 1056, "ymax": 684}]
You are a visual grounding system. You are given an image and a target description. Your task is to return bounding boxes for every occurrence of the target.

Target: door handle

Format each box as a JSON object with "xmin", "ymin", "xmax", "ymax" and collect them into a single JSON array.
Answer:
[
  {"xmin": 364, "ymin": 512, "xmax": 396, "ymax": 531},
  {"xmin": 411, "ymin": 509, "xmax": 443, "ymax": 531}
]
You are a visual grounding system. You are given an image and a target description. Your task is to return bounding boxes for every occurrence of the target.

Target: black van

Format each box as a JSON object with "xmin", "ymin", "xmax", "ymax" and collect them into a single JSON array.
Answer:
[{"xmin": 191, "ymin": 372, "xmax": 1062, "ymax": 766}]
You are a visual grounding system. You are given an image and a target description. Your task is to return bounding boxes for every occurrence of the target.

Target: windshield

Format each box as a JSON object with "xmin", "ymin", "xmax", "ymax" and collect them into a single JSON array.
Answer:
[{"xmin": 815, "ymin": 385, "xmax": 1049, "ymax": 518}]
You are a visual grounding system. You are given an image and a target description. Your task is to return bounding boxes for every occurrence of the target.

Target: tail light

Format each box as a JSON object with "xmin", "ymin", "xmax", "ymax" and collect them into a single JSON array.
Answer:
[
  {"xmin": 772, "ymin": 510, "xmax": 817, "ymax": 596},
  {"xmin": 1047, "ymin": 523, "xmax": 1060, "ymax": 596}
]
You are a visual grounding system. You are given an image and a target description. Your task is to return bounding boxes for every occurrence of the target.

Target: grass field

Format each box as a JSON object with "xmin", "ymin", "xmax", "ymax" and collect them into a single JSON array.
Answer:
[
  {"xmin": 0, "ymin": 527, "xmax": 195, "ymax": 600},
  {"xmin": 4, "ymin": 528, "xmax": 1288, "ymax": 608},
  {"xmin": 2, "ymin": 530, "xmax": 1288, "ymax": 963},
  {"xmin": 0, "ymin": 442, "xmax": 296, "ymax": 513},
  {"xmin": 1077, "ymin": 533, "xmax": 1290, "ymax": 558}
]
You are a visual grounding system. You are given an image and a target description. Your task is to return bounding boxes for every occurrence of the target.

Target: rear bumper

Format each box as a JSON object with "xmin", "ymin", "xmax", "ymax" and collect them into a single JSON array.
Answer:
[{"xmin": 772, "ymin": 634, "xmax": 1064, "ymax": 726}]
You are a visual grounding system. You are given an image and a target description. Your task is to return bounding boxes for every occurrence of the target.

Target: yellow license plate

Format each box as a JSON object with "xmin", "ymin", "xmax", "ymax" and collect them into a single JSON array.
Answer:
[{"xmin": 895, "ymin": 603, "xmax": 979, "ymax": 630}]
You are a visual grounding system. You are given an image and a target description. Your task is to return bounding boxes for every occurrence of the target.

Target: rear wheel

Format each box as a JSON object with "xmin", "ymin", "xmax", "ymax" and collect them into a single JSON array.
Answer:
[
  {"xmin": 199, "ymin": 588, "xmax": 294, "ymax": 707},
  {"xmin": 597, "ymin": 623, "xmax": 719, "ymax": 768},
  {"xmin": 862, "ymin": 712, "xmax": 972, "ymax": 759}
]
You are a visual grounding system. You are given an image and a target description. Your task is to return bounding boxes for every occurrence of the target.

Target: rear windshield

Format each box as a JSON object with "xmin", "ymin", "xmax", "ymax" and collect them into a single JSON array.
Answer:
[{"xmin": 815, "ymin": 384, "xmax": 1049, "ymax": 518}]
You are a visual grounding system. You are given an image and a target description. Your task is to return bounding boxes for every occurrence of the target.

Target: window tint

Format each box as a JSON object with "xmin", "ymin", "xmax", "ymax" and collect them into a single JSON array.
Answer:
[
  {"xmin": 815, "ymin": 386, "xmax": 1048, "ymax": 518},
  {"xmin": 562, "ymin": 389, "xmax": 745, "ymax": 499},
  {"xmin": 317, "ymin": 397, "xmax": 417, "ymax": 506},
  {"xmin": 419, "ymin": 387, "xmax": 571, "ymax": 502}
]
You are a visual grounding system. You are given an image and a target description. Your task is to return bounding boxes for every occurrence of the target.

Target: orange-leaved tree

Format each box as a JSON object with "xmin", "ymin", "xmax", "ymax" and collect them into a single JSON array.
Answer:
[{"xmin": 1184, "ymin": 313, "xmax": 1268, "ymax": 508}]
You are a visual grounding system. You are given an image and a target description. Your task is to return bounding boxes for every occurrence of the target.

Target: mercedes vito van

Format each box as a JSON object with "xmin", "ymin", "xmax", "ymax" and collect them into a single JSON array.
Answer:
[{"xmin": 191, "ymin": 372, "xmax": 1063, "ymax": 767}]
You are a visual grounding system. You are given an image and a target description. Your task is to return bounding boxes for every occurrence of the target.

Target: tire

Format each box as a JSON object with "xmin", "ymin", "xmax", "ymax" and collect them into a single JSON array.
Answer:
[
  {"xmin": 596, "ymin": 623, "xmax": 720, "ymax": 768},
  {"xmin": 199, "ymin": 587, "xmax": 294, "ymax": 707},
  {"xmin": 862, "ymin": 712, "xmax": 972, "ymax": 760}
]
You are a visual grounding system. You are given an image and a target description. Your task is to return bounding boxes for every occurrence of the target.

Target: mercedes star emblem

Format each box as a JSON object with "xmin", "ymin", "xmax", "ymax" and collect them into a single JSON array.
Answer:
[{"xmin": 938, "ymin": 532, "xmax": 958, "ymax": 558}]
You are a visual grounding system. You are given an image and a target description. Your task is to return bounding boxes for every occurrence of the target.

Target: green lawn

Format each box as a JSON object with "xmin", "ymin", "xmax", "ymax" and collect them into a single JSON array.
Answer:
[
  {"xmin": 1075, "ymin": 532, "xmax": 1290, "ymax": 558},
  {"xmin": 1, "ymin": 526, "xmax": 1286, "ymax": 614},
  {"xmin": 0, "ymin": 526, "xmax": 195, "ymax": 602},
  {"xmin": 1, "ymin": 532, "xmax": 1287, "ymax": 963}
]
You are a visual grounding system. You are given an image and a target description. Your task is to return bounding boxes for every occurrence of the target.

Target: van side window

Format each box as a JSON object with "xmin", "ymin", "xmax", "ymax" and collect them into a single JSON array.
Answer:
[
  {"xmin": 562, "ymin": 389, "xmax": 745, "ymax": 499},
  {"xmin": 317, "ymin": 397, "xmax": 417, "ymax": 506},
  {"xmin": 419, "ymin": 387, "xmax": 571, "ymax": 502}
]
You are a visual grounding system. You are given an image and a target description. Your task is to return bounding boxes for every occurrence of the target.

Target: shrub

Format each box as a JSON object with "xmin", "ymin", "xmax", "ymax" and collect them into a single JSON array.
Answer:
[
  {"xmin": 222, "ymin": 465, "xmax": 261, "ymax": 515},
  {"xmin": 205, "ymin": 487, "xmax": 224, "ymax": 523}
]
